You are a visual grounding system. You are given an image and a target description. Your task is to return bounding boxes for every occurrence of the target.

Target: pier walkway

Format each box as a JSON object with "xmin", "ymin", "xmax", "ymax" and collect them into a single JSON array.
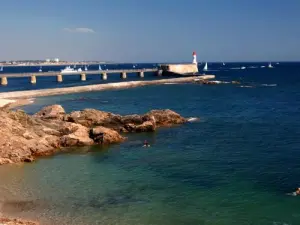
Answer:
[{"xmin": 0, "ymin": 68, "xmax": 159, "ymax": 85}]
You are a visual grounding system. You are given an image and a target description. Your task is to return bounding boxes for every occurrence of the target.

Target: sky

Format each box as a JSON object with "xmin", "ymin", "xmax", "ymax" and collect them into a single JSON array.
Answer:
[{"xmin": 0, "ymin": 0, "xmax": 299, "ymax": 62}]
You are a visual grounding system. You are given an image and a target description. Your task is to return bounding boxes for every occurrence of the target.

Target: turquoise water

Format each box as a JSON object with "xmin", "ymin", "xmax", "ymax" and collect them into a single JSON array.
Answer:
[{"xmin": 1, "ymin": 63, "xmax": 300, "ymax": 224}]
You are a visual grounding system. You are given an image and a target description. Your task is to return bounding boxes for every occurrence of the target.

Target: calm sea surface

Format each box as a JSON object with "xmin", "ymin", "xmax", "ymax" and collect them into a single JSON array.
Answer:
[{"xmin": 0, "ymin": 62, "xmax": 300, "ymax": 225}]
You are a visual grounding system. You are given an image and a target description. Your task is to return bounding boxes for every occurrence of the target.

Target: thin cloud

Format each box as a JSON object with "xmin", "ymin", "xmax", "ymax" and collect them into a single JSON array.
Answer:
[{"xmin": 63, "ymin": 27, "xmax": 95, "ymax": 33}]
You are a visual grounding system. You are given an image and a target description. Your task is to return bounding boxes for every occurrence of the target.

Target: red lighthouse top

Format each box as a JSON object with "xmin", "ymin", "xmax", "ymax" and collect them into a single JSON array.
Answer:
[{"xmin": 193, "ymin": 51, "xmax": 196, "ymax": 56}]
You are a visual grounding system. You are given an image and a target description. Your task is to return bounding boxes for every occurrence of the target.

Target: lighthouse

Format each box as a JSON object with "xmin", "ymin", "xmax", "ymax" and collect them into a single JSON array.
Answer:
[{"xmin": 192, "ymin": 51, "xmax": 197, "ymax": 64}]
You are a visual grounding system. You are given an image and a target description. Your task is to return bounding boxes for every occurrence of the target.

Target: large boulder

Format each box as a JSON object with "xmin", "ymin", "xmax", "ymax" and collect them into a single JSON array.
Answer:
[
  {"xmin": 146, "ymin": 109, "xmax": 186, "ymax": 126},
  {"xmin": 34, "ymin": 105, "xmax": 65, "ymax": 120},
  {"xmin": 64, "ymin": 109, "xmax": 122, "ymax": 128},
  {"xmin": 60, "ymin": 123, "xmax": 94, "ymax": 147},
  {"xmin": 90, "ymin": 126, "xmax": 125, "ymax": 144}
]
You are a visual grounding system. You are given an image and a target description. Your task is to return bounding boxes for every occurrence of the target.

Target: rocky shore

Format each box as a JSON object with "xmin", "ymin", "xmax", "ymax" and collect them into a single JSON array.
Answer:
[{"xmin": 0, "ymin": 104, "xmax": 187, "ymax": 165}]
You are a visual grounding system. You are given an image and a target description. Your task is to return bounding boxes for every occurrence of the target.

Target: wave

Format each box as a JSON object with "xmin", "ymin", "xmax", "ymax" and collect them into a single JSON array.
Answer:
[
  {"xmin": 261, "ymin": 84, "xmax": 277, "ymax": 87},
  {"xmin": 163, "ymin": 82, "xmax": 177, "ymax": 85},
  {"xmin": 239, "ymin": 85, "xmax": 254, "ymax": 88},
  {"xmin": 187, "ymin": 117, "xmax": 200, "ymax": 122}
]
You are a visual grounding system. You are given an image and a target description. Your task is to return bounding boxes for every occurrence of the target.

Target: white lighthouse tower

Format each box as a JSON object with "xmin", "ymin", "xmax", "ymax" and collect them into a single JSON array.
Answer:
[{"xmin": 192, "ymin": 51, "xmax": 197, "ymax": 64}]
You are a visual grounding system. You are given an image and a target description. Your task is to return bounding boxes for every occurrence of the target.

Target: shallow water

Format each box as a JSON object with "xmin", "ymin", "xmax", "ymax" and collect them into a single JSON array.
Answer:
[{"xmin": 1, "ymin": 63, "xmax": 300, "ymax": 224}]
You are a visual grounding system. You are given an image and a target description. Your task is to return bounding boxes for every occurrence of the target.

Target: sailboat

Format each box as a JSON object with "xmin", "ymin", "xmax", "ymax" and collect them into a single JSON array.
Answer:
[
  {"xmin": 222, "ymin": 62, "xmax": 225, "ymax": 66},
  {"xmin": 84, "ymin": 65, "xmax": 88, "ymax": 71},
  {"xmin": 203, "ymin": 62, "xmax": 208, "ymax": 71},
  {"xmin": 268, "ymin": 62, "xmax": 273, "ymax": 68},
  {"xmin": 99, "ymin": 65, "xmax": 102, "ymax": 70},
  {"xmin": 39, "ymin": 66, "xmax": 42, "ymax": 72},
  {"xmin": 0, "ymin": 66, "xmax": 3, "ymax": 72}
]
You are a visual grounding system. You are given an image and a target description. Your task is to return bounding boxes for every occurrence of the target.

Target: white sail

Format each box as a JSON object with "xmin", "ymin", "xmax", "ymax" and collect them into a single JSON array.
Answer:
[
  {"xmin": 99, "ymin": 65, "xmax": 102, "ymax": 70},
  {"xmin": 203, "ymin": 62, "xmax": 208, "ymax": 71},
  {"xmin": 223, "ymin": 62, "xmax": 225, "ymax": 66},
  {"xmin": 268, "ymin": 62, "xmax": 273, "ymax": 68},
  {"xmin": 0, "ymin": 66, "xmax": 3, "ymax": 72},
  {"xmin": 84, "ymin": 65, "xmax": 88, "ymax": 71}
]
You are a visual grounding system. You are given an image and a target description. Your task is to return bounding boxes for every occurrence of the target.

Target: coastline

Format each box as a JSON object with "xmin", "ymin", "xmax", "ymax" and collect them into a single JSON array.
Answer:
[{"xmin": 0, "ymin": 75, "xmax": 214, "ymax": 100}]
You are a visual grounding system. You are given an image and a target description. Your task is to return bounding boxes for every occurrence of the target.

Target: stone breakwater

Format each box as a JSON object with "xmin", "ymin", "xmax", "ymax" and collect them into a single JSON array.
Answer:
[
  {"xmin": 0, "ymin": 104, "xmax": 188, "ymax": 165},
  {"xmin": 0, "ymin": 75, "xmax": 215, "ymax": 99}
]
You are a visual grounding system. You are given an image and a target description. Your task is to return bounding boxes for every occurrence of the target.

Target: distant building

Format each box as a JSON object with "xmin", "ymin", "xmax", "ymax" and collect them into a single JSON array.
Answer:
[
  {"xmin": 54, "ymin": 58, "xmax": 59, "ymax": 62},
  {"xmin": 45, "ymin": 59, "xmax": 50, "ymax": 63}
]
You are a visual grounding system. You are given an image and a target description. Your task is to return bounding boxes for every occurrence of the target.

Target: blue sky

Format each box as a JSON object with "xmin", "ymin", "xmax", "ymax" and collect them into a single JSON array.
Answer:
[{"xmin": 0, "ymin": 0, "xmax": 299, "ymax": 62}]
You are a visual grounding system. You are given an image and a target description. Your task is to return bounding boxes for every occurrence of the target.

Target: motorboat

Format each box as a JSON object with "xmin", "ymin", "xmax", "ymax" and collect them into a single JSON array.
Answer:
[{"xmin": 61, "ymin": 66, "xmax": 82, "ymax": 74}]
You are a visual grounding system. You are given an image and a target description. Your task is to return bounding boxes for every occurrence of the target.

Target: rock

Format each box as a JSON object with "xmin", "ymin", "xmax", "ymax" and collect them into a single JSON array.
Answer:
[
  {"xmin": 90, "ymin": 126, "xmax": 125, "ymax": 144},
  {"xmin": 0, "ymin": 158, "xmax": 13, "ymax": 165},
  {"xmin": 123, "ymin": 121, "xmax": 156, "ymax": 132},
  {"xmin": 34, "ymin": 104, "xmax": 65, "ymax": 119},
  {"xmin": 146, "ymin": 109, "xmax": 186, "ymax": 126},
  {"xmin": 0, "ymin": 218, "xmax": 38, "ymax": 225},
  {"xmin": 60, "ymin": 123, "xmax": 94, "ymax": 147},
  {"xmin": 0, "ymin": 105, "xmax": 187, "ymax": 165}
]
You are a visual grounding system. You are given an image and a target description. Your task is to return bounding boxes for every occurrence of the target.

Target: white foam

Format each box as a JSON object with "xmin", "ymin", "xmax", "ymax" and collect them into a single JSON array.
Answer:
[
  {"xmin": 261, "ymin": 84, "xmax": 277, "ymax": 87},
  {"xmin": 187, "ymin": 117, "xmax": 200, "ymax": 122}
]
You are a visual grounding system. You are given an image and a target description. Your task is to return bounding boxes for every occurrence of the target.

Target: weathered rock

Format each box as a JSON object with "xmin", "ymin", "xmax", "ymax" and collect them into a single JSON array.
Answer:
[
  {"xmin": 34, "ymin": 104, "xmax": 65, "ymax": 119},
  {"xmin": 123, "ymin": 120, "xmax": 156, "ymax": 132},
  {"xmin": 64, "ymin": 109, "xmax": 118, "ymax": 127},
  {"xmin": 146, "ymin": 109, "xmax": 186, "ymax": 126},
  {"xmin": 90, "ymin": 126, "xmax": 125, "ymax": 144},
  {"xmin": 0, "ymin": 105, "xmax": 187, "ymax": 165},
  {"xmin": 60, "ymin": 123, "xmax": 94, "ymax": 147},
  {"xmin": 0, "ymin": 218, "xmax": 38, "ymax": 225}
]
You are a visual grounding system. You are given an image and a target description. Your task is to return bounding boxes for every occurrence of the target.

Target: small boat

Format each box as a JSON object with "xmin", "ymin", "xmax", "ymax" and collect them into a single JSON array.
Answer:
[
  {"xmin": 99, "ymin": 65, "xmax": 102, "ymax": 70},
  {"xmin": 0, "ymin": 66, "xmax": 3, "ymax": 72},
  {"xmin": 261, "ymin": 66, "xmax": 266, "ymax": 68},
  {"xmin": 203, "ymin": 62, "xmax": 208, "ymax": 71},
  {"xmin": 84, "ymin": 65, "xmax": 88, "ymax": 71},
  {"xmin": 133, "ymin": 65, "xmax": 136, "ymax": 68},
  {"xmin": 222, "ymin": 62, "xmax": 225, "ymax": 66},
  {"xmin": 268, "ymin": 62, "xmax": 273, "ymax": 68},
  {"xmin": 39, "ymin": 66, "xmax": 42, "ymax": 72},
  {"xmin": 241, "ymin": 66, "xmax": 246, "ymax": 70},
  {"xmin": 61, "ymin": 66, "xmax": 82, "ymax": 74}
]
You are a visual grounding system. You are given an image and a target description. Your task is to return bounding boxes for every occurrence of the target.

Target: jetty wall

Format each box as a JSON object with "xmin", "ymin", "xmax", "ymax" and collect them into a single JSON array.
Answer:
[
  {"xmin": 160, "ymin": 64, "xmax": 198, "ymax": 75},
  {"xmin": 0, "ymin": 75, "xmax": 214, "ymax": 99}
]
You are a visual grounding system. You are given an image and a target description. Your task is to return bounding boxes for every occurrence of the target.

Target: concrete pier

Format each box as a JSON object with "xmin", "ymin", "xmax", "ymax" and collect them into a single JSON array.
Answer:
[
  {"xmin": 121, "ymin": 72, "xmax": 127, "ymax": 79},
  {"xmin": 57, "ymin": 74, "xmax": 63, "ymax": 83},
  {"xmin": 81, "ymin": 73, "xmax": 86, "ymax": 81},
  {"xmin": 160, "ymin": 64, "xmax": 198, "ymax": 75},
  {"xmin": 30, "ymin": 75, "xmax": 36, "ymax": 84},
  {"xmin": 139, "ymin": 71, "xmax": 144, "ymax": 78},
  {"xmin": 101, "ymin": 73, "xmax": 107, "ymax": 80},
  {"xmin": 0, "ymin": 75, "xmax": 215, "ymax": 99},
  {"xmin": 1, "ymin": 77, "xmax": 7, "ymax": 86}
]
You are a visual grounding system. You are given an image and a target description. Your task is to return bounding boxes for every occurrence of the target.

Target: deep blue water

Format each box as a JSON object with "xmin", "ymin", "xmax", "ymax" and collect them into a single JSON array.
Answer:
[{"xmin": 0, "ymin": 62, "xmax": 300, "ymax": 225}]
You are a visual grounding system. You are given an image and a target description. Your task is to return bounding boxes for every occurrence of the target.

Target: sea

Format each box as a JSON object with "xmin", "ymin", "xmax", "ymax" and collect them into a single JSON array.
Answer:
[{"xmin": 0, "ymin": 62, "xmax": 300, "ymax": 225}]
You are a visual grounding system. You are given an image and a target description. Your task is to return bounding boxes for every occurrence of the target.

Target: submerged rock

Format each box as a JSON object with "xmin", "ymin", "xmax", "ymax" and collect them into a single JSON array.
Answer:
[{"xmin": 0, "ymin": 105, "xmax": 187, "ymax": 165}]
